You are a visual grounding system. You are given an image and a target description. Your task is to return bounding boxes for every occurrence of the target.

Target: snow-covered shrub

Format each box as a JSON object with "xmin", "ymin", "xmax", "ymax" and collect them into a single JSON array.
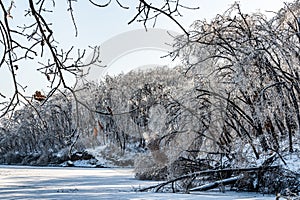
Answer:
[{"xmin": 134, "ymin": 153, "xmax": 168, "ymax": 180}]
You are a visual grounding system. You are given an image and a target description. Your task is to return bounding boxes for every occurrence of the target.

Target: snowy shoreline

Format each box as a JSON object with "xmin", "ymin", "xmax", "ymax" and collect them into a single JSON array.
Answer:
[{"xmin": 0, "ymin": 165, "xmax": 275, "ymax": 200}]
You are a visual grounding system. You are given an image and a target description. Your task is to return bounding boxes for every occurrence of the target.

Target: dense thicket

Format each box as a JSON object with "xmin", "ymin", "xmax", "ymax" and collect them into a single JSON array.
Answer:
[{"xmin": 0, "ymin": 95, "xmax": 74, "ymax": 165}]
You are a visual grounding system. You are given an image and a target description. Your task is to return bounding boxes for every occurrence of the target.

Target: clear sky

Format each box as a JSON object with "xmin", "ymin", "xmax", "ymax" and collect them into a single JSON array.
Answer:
[{"xmin": 0, "ymin": 0, "xmax": 294, "ymax": 100}]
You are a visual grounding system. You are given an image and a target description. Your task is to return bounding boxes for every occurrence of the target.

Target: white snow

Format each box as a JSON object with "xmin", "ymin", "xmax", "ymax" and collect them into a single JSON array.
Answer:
[{"xmin": 0, "ymin": 165, "xmax": 275, "ymax": 200}]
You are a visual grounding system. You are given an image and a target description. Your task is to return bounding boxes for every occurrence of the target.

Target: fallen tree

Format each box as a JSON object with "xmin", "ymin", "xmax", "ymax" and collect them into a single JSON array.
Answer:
[
  {"xmin": 138, "ymin": 165, "xmax": 280, "ymax": 193},
  {"xmin": 189, "ymin": 174, "xmax": 244, "ymax": 192}
]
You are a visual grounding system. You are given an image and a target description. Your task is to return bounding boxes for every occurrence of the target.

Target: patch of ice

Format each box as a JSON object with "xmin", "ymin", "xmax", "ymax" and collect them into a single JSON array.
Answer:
[{"xmin": 0, "ymin": 165, "xmax": 276, "ymax": 200}]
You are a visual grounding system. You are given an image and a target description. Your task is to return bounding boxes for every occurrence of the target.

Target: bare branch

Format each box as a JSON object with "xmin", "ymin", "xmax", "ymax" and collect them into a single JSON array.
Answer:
[
  {"xmin": 88, "ymin": 0, "xmax": 111, "ymax": 7},
  {"xmin": 116, "ymin": 0, "xmax": 129, "ymax": 9},
  {"xmin": 67, "ymin": 0, "xmax": 79, "ymax": 37}
]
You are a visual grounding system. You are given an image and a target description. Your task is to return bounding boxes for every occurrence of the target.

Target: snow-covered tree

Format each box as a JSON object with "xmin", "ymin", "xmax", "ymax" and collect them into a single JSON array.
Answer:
[{"xmin": 159, "ymin": 1, "xmax": 300, "ymax": 193}]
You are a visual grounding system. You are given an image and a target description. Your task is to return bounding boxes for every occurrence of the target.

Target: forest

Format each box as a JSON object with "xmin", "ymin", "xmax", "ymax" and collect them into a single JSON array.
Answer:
[{"xmin": 1, "ymin": 0, "xmax": 300, "ymax": 198}]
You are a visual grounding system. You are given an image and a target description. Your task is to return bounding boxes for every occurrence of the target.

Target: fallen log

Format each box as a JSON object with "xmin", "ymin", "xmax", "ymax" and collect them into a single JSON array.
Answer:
[
  {"xmin": 189, "ymin": 174, "xmax": 244, "ymax": 192},
  {"xmin": 138, "ymin": 165, "xmax": 279, "ymax": 192}
]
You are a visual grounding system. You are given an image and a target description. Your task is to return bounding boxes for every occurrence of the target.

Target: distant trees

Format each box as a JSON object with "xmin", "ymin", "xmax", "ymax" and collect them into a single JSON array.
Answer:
[
  {"xmin": 0, "ymin": 66, "xmax": 199, "ymax": 166},
  {"xmin": 0, "ymin": 94, "xmax": 74, "ymax": 165}
]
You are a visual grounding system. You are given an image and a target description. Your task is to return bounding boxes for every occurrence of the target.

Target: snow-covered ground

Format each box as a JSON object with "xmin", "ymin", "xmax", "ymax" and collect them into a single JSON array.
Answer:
[{"xmin": 0, "ymin": 165, "xmax": 274, "ymax": 200}]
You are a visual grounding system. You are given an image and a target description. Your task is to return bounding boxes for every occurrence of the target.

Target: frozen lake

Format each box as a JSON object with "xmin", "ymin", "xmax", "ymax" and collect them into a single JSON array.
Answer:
[{"xmin": 0, "ymin": 165, "xmax": 274, "ymax": 200}]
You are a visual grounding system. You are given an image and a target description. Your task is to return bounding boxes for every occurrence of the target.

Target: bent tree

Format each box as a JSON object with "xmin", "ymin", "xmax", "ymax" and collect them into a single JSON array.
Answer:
[
  {"xmin": 136, "ymin": 1, "xmax": 300, "ymax": 194},
  {"xmin": 173, "ymin": 1, "xmax": 300, "ymax": 161}
]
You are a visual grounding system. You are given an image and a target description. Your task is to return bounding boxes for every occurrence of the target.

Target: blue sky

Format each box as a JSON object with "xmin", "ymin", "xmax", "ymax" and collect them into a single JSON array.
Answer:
[{"xmin": 0, "ymin": 0, "xmax": 294, "ymax": 99}]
